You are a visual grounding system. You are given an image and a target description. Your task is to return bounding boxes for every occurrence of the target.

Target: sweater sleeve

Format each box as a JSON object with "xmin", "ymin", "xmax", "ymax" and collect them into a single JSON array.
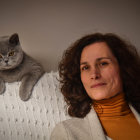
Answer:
[{"xmin": 50, "ymin": 122, "xmax": 69, "ymax": 140}]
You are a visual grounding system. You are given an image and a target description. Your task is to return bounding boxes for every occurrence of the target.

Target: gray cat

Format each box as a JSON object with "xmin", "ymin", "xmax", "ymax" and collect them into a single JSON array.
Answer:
[{"xmin": 0, "ymin": 33, "xmax": 44, "ymax": 101}]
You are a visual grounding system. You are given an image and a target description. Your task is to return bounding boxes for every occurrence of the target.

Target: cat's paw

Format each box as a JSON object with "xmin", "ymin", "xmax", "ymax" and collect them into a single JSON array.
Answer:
[
  {"xmin": 0, "ymin": 81, "xmax": 5, "ymax": 95},
  {"xmin": 19, "ymin": 87, "xmax": 32, "ymax": 101}
]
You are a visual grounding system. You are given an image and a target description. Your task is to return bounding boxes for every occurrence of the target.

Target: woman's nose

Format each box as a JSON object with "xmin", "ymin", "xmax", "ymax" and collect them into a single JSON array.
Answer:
[{"xmin": 90, "ymin": 67, "xmax": 101, "ymax": 79}]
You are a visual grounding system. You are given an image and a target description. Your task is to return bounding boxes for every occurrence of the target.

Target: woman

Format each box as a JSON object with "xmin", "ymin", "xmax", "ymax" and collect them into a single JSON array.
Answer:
[{"xmin": 51, "ymin": 33, "xmax": 140, "ymax": 140}]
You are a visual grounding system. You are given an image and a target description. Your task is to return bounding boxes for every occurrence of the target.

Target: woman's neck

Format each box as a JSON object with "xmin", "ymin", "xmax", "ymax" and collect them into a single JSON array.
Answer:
[{"xmin": 93, "ymin": 92, "xmax": 131, "ymax": 118}]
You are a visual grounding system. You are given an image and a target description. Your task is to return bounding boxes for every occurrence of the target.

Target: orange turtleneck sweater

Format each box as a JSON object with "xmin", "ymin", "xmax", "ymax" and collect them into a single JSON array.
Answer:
[{"xmin": 93, "ymin": 93, "xmax": 140, "ymax": 140}]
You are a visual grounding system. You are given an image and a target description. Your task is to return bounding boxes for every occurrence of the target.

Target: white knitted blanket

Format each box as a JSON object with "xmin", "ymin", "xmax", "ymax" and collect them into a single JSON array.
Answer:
[{"xmin": 0, "ymin": 72, "xmax": 71, "ymax": 140}]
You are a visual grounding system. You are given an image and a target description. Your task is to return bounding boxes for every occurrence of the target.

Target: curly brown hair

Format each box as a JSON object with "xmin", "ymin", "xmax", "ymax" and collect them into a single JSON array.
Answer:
[{"xmin": 58, "ymin": 33, "xmax": 140, "ymax": 118}]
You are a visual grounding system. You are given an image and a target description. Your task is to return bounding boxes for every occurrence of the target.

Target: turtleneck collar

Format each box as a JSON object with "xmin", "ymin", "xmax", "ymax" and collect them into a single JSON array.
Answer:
[{"xmin": 93, "ymin": 92, "xmax": 131, "ymax": 118}]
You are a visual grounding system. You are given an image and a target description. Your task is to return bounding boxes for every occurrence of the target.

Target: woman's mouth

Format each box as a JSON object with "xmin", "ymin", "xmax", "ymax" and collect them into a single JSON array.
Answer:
[{"xmin": 91, "ymin": 83, "xmax": 106, "ymax": 88}]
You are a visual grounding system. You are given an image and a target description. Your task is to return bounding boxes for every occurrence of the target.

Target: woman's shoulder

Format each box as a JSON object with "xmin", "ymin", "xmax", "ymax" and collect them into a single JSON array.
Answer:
[
  {"xmin": 51, "ymin": 117, "xmax": 90, "ymax": 140},
  {"xmin": 53, "ymin": 117, "xmax": 88, "ymax": 132}
]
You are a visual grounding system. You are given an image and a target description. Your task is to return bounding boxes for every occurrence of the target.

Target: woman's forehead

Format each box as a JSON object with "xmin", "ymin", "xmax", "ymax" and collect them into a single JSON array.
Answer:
[{"xmin": 80, "ymin": 42, "xmax": 116, "ymax": 62}]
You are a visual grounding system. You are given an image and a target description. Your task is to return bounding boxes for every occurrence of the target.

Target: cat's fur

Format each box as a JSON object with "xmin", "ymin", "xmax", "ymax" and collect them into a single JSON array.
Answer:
[{"xmin": 0, "ymin": 33, "xmax": 44, "ymax": 101}]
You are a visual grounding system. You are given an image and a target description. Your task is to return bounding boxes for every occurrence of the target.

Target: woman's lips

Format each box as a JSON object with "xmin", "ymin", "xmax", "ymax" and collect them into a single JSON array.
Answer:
[{"xmin": 90, "ymin": 83, "xmax": 106, "ymax": 88}]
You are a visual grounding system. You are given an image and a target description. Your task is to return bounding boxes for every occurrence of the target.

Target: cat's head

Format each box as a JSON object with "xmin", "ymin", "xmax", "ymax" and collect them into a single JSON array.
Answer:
[{"xmin": 0, "ymin": 33, "xmax": 23, "ymax": 70}]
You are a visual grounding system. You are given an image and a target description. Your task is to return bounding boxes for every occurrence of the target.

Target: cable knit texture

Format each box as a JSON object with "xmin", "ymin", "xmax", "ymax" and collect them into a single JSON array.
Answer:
[
  {"xmin": 93, "ymin": 93, "xmax": 140, "ymax": 140},
  {"xmin": 0, "ymin": 72, "xmax": 71, "ymax": 140}
]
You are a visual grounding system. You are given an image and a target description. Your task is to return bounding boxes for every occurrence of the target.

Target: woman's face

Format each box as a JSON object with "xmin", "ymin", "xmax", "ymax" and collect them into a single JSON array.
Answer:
[{"xmin": 80, "ymin": 42, "xmax": 123, "ymax": 101}]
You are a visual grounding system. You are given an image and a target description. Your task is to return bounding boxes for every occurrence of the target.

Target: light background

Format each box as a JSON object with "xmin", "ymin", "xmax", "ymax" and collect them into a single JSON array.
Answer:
[{"xmin": 0, "ymin": 0, "xmax": 139, "ymax": 71}]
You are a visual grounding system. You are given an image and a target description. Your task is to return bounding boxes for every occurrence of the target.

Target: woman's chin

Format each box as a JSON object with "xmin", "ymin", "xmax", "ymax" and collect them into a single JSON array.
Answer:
[{"xmin": 90, "ymin": 93, "xmax": 110, "ymax": 101}]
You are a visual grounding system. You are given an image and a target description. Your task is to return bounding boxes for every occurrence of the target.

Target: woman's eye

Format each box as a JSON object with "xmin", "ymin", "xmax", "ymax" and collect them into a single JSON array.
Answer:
[
  {"xmin": 99, "ymin": 62, "xmax": 109, "ymax": 66},
  {"xmin": 9, "ymin": 51, "xmax": 15, "ymax": 56},
  {"xmin": 81, "ymin": 66, "xmax": 89, "ymax": 71}
]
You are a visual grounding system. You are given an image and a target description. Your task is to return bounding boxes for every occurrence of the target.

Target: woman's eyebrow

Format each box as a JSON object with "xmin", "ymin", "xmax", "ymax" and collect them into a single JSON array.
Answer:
[
  {"xmin": 97, "ymin": 57, "xmax": 112, "ymax": 61},
  {"xmin": 80, "ymin": 57, "xmax": 111, "ymax": 64},
  {"xmin": 80, "ymin": 62, "xmax": 87, "ymax": 65},
  {"xmin": 80, "ymin": 57, "xmax": 112, "ymax": 66}
]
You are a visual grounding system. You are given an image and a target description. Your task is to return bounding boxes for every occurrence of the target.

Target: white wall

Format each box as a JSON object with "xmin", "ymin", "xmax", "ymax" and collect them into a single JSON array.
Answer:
[{"xmin": 0, "ymin": 0, "xmax": 139, "ymax": 71}]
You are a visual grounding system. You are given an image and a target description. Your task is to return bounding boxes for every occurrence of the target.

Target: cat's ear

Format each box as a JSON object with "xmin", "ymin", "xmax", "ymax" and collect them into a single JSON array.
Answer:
[{"xmin": 9, "ymin": 33, "xmax": 19, "ymax": 46}]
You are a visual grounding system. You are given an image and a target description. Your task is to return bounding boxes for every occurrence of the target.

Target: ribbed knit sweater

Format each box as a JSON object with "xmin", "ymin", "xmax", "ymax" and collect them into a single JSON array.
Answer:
[{"xmin": 93, "ymin": 93, "xmax": 140, "ymax": 140}]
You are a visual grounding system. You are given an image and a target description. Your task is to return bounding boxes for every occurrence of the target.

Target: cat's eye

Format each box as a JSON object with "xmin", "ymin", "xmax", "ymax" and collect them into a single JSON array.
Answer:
[{"xmin": 9, "ymin": 51, "xmax": 15, "ymax": 56}]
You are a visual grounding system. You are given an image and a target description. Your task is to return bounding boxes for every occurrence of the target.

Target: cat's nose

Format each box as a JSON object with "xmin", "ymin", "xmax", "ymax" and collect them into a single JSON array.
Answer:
[
  {"xmin": 5, "ymin": 60, "xmax": 8, "ymax": 63},
  {"xmin": 4, "ymin": 57, "xmax": 9, "ymax": 63}
]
